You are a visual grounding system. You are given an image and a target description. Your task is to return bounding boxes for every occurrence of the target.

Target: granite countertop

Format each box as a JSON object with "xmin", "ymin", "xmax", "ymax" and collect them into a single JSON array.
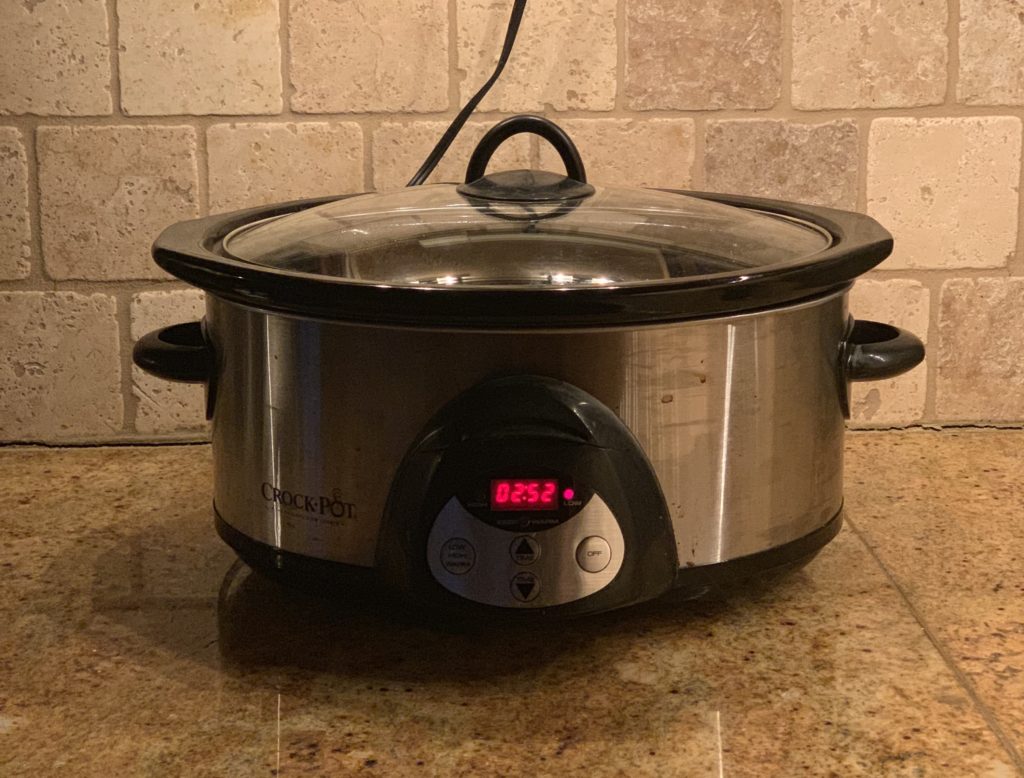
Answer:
[{"xmin": 1, "ymin": 431, "xmax": 1022, "ymax": 776}]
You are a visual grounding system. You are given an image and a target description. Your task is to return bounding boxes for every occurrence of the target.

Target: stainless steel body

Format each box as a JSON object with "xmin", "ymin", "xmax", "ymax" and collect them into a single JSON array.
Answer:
[{"xmin": 207, "ymin": 287, "xmax": 849, "ymax": 571}]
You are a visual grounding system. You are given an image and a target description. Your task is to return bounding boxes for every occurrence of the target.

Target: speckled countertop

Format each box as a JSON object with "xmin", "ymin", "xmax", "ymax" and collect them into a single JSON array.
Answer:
[{"xmin": 1, "ymin": 431, "xmax": 1022, "ymax": 776}]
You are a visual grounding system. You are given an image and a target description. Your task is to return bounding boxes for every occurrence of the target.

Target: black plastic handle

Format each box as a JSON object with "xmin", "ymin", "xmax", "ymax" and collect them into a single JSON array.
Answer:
[
  {"xmin": 843, "ymin": 320, "xmax": 925, "ymax": 381},
  {"xmin": 133, "ymin": 321, "xmax": 210, "ymax": 383},
  {"xmin": 465, "ymin": 114, "xmax": 588, "ymax": 183}
]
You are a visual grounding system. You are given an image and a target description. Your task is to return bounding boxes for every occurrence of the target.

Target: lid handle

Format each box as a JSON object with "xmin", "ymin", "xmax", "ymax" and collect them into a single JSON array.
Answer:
[{"xmin": 465, "ymin": 115, "xmax": 588, "ymax": 183}]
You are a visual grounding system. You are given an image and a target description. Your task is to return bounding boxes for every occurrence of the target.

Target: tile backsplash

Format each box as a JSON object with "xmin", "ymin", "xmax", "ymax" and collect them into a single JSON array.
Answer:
[{"xmin": 2, "ymin": 0, "xmax": 1023, "ymax": 442}]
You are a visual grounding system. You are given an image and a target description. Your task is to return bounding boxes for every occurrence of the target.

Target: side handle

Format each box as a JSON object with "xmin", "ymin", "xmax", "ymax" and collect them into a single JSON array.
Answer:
[
  {"xmin": 843, "ymin": 320, "xmax": 925, "ymax": 382},
  {"xmin": 133, "ymin": 321, "xmax": 211, "ymax": 383}
]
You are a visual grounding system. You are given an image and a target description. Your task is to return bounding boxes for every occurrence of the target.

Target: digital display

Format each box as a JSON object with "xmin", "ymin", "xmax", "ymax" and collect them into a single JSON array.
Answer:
[{"xmin": 490, "ymin": 479, "xmax": 559, "ymax": 511}]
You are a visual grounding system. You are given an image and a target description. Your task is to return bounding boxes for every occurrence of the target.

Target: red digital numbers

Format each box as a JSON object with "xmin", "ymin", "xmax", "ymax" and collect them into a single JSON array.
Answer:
[{"xmin": 490, "ymin": 479, "xmax": 558, "ymax": 511}]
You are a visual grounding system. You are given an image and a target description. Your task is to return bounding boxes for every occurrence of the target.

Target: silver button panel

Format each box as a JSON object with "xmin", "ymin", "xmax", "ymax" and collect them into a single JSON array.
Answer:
[{"xmin": 426, "ymin": 495, "xmax": 625, "ymax": 608}]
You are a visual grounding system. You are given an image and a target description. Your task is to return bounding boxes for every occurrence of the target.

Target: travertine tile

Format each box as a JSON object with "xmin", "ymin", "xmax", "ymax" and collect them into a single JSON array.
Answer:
[
  {"xmin": 0, "ymin": 128, "xmax": 31, "ymax": 279},
  {"xmin": 959, "ymin": 0, "xmax": 1024, "ymax": 105},
  {"xmin": 458, "ymin": 0, "xmax": 616, "ymax": 111},
  {"xmin": 130, "ymin": 290, "xmax": 208, "ymax": 437},
  {"xmin": 867, "ymin": 117, "xmax": 1021, "ymax": 269},
  {"xmin": 792, "ymin": 0, "xmax": 947, "ymax": 109},
  {"xmin": 626, "ymin": 0, "xmax": 781, "ymax": 110},
  {"xmin": 0, "ymin": 292, "xmax": 121, "ymax": 441},
  {"xmin": 372, "ymin": 120, "xmax": 531, "ymax": 190},
  {"xmin": 38, "ymin": 126, "xmax": 199, "ymax": 280},
  {"xmin": 846, "ymin": 430, "xmax": 1024, "ymax": 753},
  {"xmin": 291, "ymin": 0, "xmax": 448, "ymax": 113},
  {"xmin": 0, "ymin": 0, "xmax": 112, "ymax": 115},
  {"xmin": 848, "ymin": 280, "xmax": 929, "ymax": 427},
  {"xmin": 705, "ymin": 119, "xmax": 858, "ymax": 209},
  {"xmin": 118, "ymin": 0, "xmax": 281, "ymax": 115},
  {"xmin": 538, "ymin": 119, "xmax": 695, "ymax": 189},
  {"xmin": 936, "ymin": 278, "xmax": 1024, "ymax": 422},
  {"xmin": 208, "ymin": 122, "xmax": 364, "ymax": 212}
]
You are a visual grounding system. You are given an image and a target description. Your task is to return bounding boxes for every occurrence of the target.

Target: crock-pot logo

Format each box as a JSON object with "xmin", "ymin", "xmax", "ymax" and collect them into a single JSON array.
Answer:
[{"xmin": 261, "ymin": 482, "xmax": 357, "ymax": 519}]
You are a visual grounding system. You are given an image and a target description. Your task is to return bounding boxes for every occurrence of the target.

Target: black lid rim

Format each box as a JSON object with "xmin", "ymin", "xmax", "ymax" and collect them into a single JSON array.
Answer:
[{"xmin": 152, "ymin": 190, "xmax": 893, "ymax": 329}]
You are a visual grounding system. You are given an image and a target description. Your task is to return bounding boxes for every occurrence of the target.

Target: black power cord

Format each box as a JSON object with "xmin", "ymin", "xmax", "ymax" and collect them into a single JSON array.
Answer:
[{"xmin": 406, "ymin": 0, "xmax": 528, "ymax": 187}]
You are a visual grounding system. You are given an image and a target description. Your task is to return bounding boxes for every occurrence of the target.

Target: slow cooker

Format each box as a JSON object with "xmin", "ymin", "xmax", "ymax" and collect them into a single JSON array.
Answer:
[{"xmin": 135, "ymin": 115, "xmax": 924, "ymax": 618}]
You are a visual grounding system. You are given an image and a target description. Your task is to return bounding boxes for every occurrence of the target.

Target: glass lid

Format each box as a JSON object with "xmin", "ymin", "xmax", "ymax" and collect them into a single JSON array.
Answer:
[{"xmin": 221, "ymin": 173, "xmax": 832, "ymax": 289}]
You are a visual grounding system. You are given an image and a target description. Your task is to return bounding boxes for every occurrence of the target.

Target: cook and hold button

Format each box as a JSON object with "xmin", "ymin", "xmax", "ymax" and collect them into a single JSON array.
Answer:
[
  {"xmin": 576, "ymin": 536, "xmax": 611, "ymax": 573},
  {"xmin": 510, "ymin": 571, "xmax": 540, "ymax": 602},
  {"xmin": 510, "ymin": 536, "xmax": 540, "ymax": 565},
  {"xmin": 440, "ymin": 538, "xmax": 475, "ymax": 575}
]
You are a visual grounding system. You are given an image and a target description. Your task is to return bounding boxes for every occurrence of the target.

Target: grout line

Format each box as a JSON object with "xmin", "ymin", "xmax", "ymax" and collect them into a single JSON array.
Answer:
[
  {"xmin": 845, "ymin": 515, "xmax": 1024, "ymax": 772},
  {"xmin": 196, "ymin": 121, "xmax": 211, "ymax": 216},
  {"xmin": 1013, "ymin": 119, "xmax": 1024, "ymax": 276},
  {"xmin": 691, "ymin": 116, "xmax": 706, "ymax": 189},
  {"xmin": 36, "ymin": 122, "xmax": 56, "ymax": 288},
  {"xmin": 360, "ymin": 115, "xmax": 377, "ymax": 191},
  {"xmin": 920, "ymin": 276, "xmax": 942, "ymax": 424},
  {"xmin": 860, "ymin": 265, "xmax": 1023, "ymax": 280},
  {"xmin": 946, "ymin": 0, "xmax": 960, "ymax": 107},
  {"xmin": 20, "ymin": 122, "xmax": 48, "ymax": 288},
  {"xmin": 447, "ymin": 0, "xmax": 460, "ymax": 114},
  {"xmin": 114, "ymin": 291, "xmax": 137, "ymax": 435},
  {"xmin": 2, "ymin": 105, "xmax": 1024, "ymax": 126},
  {"xmin": 0, "ymin": 277, "xmax": 189, "ymax": 293},
  {"xmin": 107, "ymin": 0, "xmax": 122, "ymax": 116},
  {"xmin": 780, "ymin": 0, "xmax": 793, "ymax": 111},
  {"xmin": 856, "ymin": 115, "xmax": 870, "ymax": 213},
  {"xmin": 279, "ymin": 0, "xmax": 292, "ymax": 112},
  {"xmin": 615, "ymin": 0, "xmax": 626, "ymax": 112}
]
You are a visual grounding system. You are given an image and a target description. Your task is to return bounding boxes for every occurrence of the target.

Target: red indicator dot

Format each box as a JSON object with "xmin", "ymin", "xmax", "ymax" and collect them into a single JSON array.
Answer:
[{"xmin": 562, "ymin": 488, "xmax": 575, "ymax": 501}]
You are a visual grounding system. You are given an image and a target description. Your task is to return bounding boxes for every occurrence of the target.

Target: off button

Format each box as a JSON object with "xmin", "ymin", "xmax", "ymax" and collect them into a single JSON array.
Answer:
[
  {"xmin": 575, "ymin": 536, "xmax": 611, "ymax": 573},
  {"xmin": 440, "ymin": 538, "xmax": 475, "ymax": 575}
]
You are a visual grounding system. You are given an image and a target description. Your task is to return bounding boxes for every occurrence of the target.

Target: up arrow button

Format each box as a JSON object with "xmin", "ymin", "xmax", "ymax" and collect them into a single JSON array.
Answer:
[{"xmin": 509, "ymin": 536, "xmax": 540, "ymax": 565}]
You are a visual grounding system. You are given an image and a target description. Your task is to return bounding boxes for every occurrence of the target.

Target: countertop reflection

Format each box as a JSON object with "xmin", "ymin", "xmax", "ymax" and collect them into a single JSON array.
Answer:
[{"xmin": 0, "ymin": 432, "xmax": 1021, "ymax": 776}]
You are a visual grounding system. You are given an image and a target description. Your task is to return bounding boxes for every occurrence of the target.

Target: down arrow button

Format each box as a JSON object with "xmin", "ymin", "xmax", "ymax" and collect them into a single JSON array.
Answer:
[{"xmin": 510, "ymin": 571, "xmax": 540, "ymax": 602}]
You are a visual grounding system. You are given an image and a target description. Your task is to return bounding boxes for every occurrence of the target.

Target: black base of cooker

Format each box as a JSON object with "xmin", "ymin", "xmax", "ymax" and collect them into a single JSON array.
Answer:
[
  {"xmin": 214, "ymin": 507, "xmax": 843, "ymax": 616},
  {"xmin": 663, "ymin": 508, "xmax": 843, "ymax": 603}
]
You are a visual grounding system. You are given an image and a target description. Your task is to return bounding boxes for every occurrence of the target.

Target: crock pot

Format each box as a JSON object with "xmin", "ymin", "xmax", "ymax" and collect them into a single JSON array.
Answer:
[{"xmin": 135, "ymin": 115, "xmax": 924, "ymax": 618}]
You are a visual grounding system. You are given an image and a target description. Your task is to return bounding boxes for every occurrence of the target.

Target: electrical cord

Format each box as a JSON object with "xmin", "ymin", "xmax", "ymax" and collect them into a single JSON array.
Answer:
[{"xmin": 406, "ymin": 0, "xmax": 528, "ymax": 187}]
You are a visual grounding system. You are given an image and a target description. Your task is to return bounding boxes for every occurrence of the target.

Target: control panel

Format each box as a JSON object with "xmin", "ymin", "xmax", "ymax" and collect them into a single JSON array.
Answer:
[
  {"xmin": 376, "ymin": 375, "xmax": 677, "ymax": 617},
  {"xmin": 426, "ymin": 494, "xmax": 625, "ymax": 608}
]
